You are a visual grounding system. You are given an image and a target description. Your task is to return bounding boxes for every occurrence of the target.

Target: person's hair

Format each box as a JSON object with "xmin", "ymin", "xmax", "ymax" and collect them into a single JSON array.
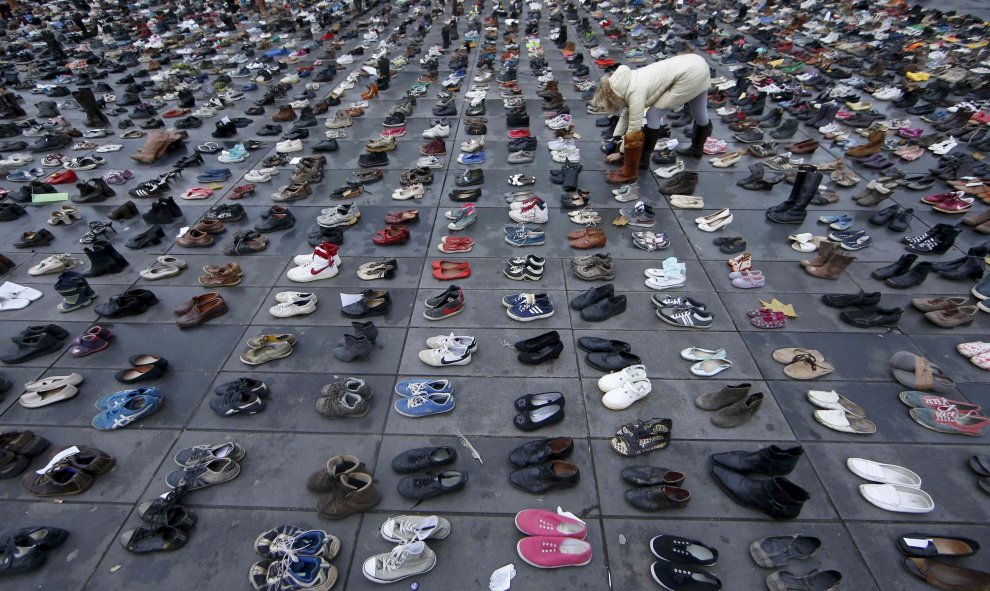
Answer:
[{"xmin": 591, "ymin": 75, "xmax": 625, "ymax": 112}]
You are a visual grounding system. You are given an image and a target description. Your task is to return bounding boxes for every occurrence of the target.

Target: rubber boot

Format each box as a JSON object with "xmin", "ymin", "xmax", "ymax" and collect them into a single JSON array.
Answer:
[
  {"xmin": 676, "ymin": 121, "xmax": 712, "ymax": 158},
  {"xmin": 639, "ymin": 126, "xmax": 664, "ymax": 170},
  {"xmin": 72, "ymin": 87, "xmax": 111, "ymax": 128},
  {"xmin": 606, "ymin": 130, "xmax": 644, "ymax": 184},
  {"xmin": 55, "ymin": 271, "xmax": 96, "ymax": 311},
  {"xmin": 333, "ymin": 334, "xmax": 372, "ymax": 361}
]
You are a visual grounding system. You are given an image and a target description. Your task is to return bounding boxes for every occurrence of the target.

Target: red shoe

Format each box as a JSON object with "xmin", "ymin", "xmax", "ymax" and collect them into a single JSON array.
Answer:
[
  {"xmin": 507, "ymin": 129, "xmax": 531, "ymax": 138},
  {"xmin": 922, "ymin": 190, "xmax": 964, "ymax": 205},
  {"xmin": 229, "ymin": 183, "xmax": 256, "ymax": 200},
  {"xmin": 431, "ymin": 261, "xmax": 471, "ymax": 280},
  {"xmin": 594, "ymin": 58, "xmax": 616, "ymax": 67},
  {"xmin": 162, "ymin": 108, "xmax": 190, "ymax": 118},
  {"xmin": 320, "ymin": 33, "xmax": 335, "ymax": 40},
  {"xmin": 431, "ymin": 259, "xmax": 470, "ymax": 269},
  {"xmin": 46, "ymin": 169, "xmax": 78, "ymax": 184},
  {"xmin": 420, "ymin": 138, "xmax": 446, "ymax": 155},
  {"xmin": 371, "ymin": 225, "xmax": 410, "ymax": 245},
  {"xmin": 381, "ymin": 126, "xmax": 406, "ymax": 138},
  {"xmin": 932, "ymin": 193, "xmax": 974, "ymax": 213},
  {"xmin": 439, "ymin": 237, "xmax": 474, "ymax": 253}
]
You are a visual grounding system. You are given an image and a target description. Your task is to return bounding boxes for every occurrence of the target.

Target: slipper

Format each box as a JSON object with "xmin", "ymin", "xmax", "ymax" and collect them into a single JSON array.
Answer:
[
  {"xmin": 969, "ymin": 455, "xmax": 990, "ymax": 477},
  {"xmin": 889, "ymin": 351, "xmax": 955, "ymax": 394},
  {"xmin": 679, "ymin": 347, "xmax": 727, "ymax": 361},
  {"xmin": 898, "ymin": 534, "xmax": 980, "ymax": 558},
  {"xmin": 120, "ymin": 130, "xmax": 146, "ymax": 139},
  {"xmin": 24, "ymin": 373, "xmax": 84, "ymax": 392},
  {"xmin": 772, "ymin": 347, "xmax": 823, "ymax": 364},
  {"xmin": 807, "ymin": 389, "xmax": 866, "ymax": 417},
  {"xmin": 847, "ymin": 458, "xmax": 921, "ymax": 486},
  {"xmin": 956, "ymin": 341, "xmax": 990, "ymax": 358},
  {"xmin": 690, "ymin": 358, "xmax": 733, "ymax": 377},
  {"xmin": 814, "ymin": 410, "xmax": 876, "ymax": 434},
  {"xmin": 783, "ymin": 353, "xmax": 834, "ymax": 380},
  {"xmin": 860, "ymin": 483, "xmax": 934, "ymax": 513},
  {"xmin": 19, "ymin": 384, "xmax": 79, "ymax": 408}
]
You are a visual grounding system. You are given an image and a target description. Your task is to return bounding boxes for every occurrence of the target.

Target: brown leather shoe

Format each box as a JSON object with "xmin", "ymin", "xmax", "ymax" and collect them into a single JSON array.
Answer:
[
  {"xmin": 176, "ymin": 295, "xmax": 228, "ymax": 328},
  {"xmin": 22, "ymin": 465, "xmax": 94, "ymax": 496},
  {"xmin": 199, "ymin": 264, "xmax": 243, "ymax": 287},
  {"xmin": 904, "ymin": 557, "xmax": 990, "ymax": 590},
  {"xmin": 787, "ymin": 139, "xmax": 820, "ymax": 154},
  {"xmin": 272, "ymin": 105, "xmax": 297, "ymax": 122},
  {"xmin": 570, "ymin": 228, "xmax": 606, "ymax": 249},
  {"xmin": 173, "ymin": 292, "xmax": 221, "ymax": 316},
  {"xmin": 192, "ymin": 219, "xmax": 226, "ymax": 234},
  {"xmin": 176, "ymin": 229, "xmax": 215, "ymax": 248},
  {"xmin": 316, "ymin": 472, "xmax": 381, "ymax": 519}
]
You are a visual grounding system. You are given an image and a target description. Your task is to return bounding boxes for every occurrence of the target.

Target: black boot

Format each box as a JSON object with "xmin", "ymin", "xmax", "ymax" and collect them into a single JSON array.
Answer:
[
  {"xmin": 675, "ymin": 121, "xmax": 712, "ymax": 158},
  {"xmin": 178, "ymin": 89, "xmax": 195, "ymax": 108},
  {"xmin": 765, "ymin": 165, "xmax": 814, "ymax": 215},
  {"xmin": 83, "ymin": 241, "xmax": 127, "ymax": 277},
  {"xmin": 885, "ymin": 262, "xmax": 934, "ymax": 289},
  {"xmin": 766, "ymin": 168, "xmax": 823, "ymax": 224},
  {"xmin": 72, "ymin": 87, "xmax": 111, "ymax": 128},
  {"xmin": 711, "ymin": 466, "xmax": 809, "ymax": 520},
  {"xmin": 933, "ymin": 247, "xmax": 987, "ymax": 281},
  {"xmin": 871, "ymin": 254, "xmax": 918, "ymax": 280},
  {"xmin": 638, "ymin": 126, "xmax": 665, "ymax": 170},
  {"xmin": 710, "ymin": 444, "xmax": 804, "ymax": 475}
]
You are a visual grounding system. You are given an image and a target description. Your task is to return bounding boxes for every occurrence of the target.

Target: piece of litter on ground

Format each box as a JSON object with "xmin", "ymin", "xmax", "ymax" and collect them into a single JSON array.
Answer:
[
  {"xmin": 110, "ymin": 565, "xmax": 122, "ymax": 572},
  {"xmin": 557, "ymin": 506, "xmax": 584, "ymax": 524},
  {"xmin": 66, "ymin": 549, "xmax": 78, "ymax": 562},
  {"xmin": 489, "ymin": 563, "xmax": 516, "ymax": 591},
  {"xmin": 618, "ymin": 534, "xmax": 626, "ymax": 545}
]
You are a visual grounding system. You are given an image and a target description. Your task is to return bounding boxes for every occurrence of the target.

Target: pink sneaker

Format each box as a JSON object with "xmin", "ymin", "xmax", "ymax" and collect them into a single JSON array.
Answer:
[
  {"xmin": 517, "ymin": 536, "xmax": 592, "ymax": 568},
  {"xmin": 514, "ymin": 509, "xmax": 587, "ymax": 539},
  {"xmin": 381, "ymin": 127, "xmax": 407, "ymax": 138}
]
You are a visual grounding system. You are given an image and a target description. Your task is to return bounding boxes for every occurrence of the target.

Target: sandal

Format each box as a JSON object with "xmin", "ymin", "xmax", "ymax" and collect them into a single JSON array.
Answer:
[
  {"xmin": 356, "ymin": 258, "xmax": 398, "ymax": 280},
  {"xmin": 102, "ymin": 169, "xmax": 135, "ymax": 185},
  {"xmin": 727, "ymin": 252, "xmax": 752, "ymax": 272},
  {"xmin": 79, "ymin": 221, "xmax": 116, "ymax": 244},
  {"xmin": 783, "ymin": 353, "xmax": 835, "ymax": 379},
  {"xmin": 139, "ymin": 255, "xmax": 187, "ymax": 280},
  {"xmin": 181, "ymin": 187, "xmax": 214, "ymax": 200},
  {"xmin": 568, "ymin": 208, "xmax": 601, "ymax": 225},
  {"xmin": 508, "ymin": 174, "xmax": 536, "ymax": 186},
  {"xmin": 48, "ymin": 205, "xmax": 81, "ymax": 225},
  {"xmin": 230, "ymin": 184, "xmax": 256, "ymax": 199}
]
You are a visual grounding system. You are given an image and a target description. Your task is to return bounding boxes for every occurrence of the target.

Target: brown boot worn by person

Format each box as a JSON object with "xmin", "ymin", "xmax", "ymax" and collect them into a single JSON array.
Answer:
[{"xmin": 606, "ymin": 130, "xmax": 645, "ymax": 184}]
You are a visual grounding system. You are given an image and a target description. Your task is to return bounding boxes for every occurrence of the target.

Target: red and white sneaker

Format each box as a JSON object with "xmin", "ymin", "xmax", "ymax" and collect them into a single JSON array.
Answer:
[
  {"xmin": 288, "ymin": 243, "xmax": 339, "ymax": 282},
  {"xmin": 381, "ymin": 126, "xmax": 407, "ymax": 138},
  {"xmin": 516, "ymin": 536, "xmax": 593, "ymax": 568}
]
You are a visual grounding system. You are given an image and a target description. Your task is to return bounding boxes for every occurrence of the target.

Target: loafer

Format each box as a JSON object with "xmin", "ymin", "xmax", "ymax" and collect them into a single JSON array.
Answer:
[{"xmin": 509, "ymin": 460, "xmax": 580, "ymax": 493}]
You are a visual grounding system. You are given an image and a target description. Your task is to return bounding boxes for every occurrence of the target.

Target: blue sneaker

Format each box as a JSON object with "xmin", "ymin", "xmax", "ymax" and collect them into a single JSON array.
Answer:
[
  {"xmin": 504, "ymin": 225, "xmax": 545, "ymax": 246},
  {"xmin": 501, "ymin": 292, "xmax": 549, "ymax": 307},
  {"xmin": 507, "ymin": 294, "xmax": 555, "ymax": 322},
  {"xmin": 394, "ymin": 392, "xmax": 455, "ymax": 417},
  {"xmin": 196, "ymin": 168, "xmax": 232, "ymax": 182},
  {"xmin": 92, "ymin": 389, "xmax": 162, "ymax": 430},
  {"xmin": 241, "ymin": 82, "xmax": 258, "ymax": 91},
  {"xmin": 94, "ymin": 386, "xmax": 163, "ymax": 410},
  {"xmin": 457, "ymin": 152, "xmax": 486, "ymax": 164},
  {"xmin": 394, "ymin": 379, "xmax": 453, "ymax": 398},
  {"xmin": 218, "ymin": 144, "xmax": 248, "ymax": 163}
]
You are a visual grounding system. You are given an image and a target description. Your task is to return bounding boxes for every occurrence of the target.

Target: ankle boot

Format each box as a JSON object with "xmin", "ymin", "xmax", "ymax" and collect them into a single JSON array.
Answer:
[
  {"xmin": 83, "ymin": 240, "xmax": 127, "ymax": 277},
  {"xmin": 676, "ymin": 121, "xmax": 713, "ymax": 158},
  {"xmin": 333, "ymin": 334, "xmax": 372, "ymax": 361},
  {"xmin": 711, "ymin": 444, "xmax": 804, "ymax": 475},
  {"xmin": 178, "ymin": 89, "xmax": 195, "ymax": 108},
  {"xmin": 885, "ymin": 262, "xmax": 934, "ymax": 289},
  {"xmin": 305, "ymin": 454, "xmax": 365, "ymax": 493},
  {"xmin": 767, "ymin": 168, "xmax": 823, "ymax": 223},
  {"xmin": 906, "ymin": 225, "xmax": 961, "ymax": 255},
  {"xmin": 316, "ymin": 472, "xmax": 381, "ymax": 518},
  {"xmin": 126, "ymin": 225, "xmax": 166, "ymax": 249},
  {"xmin": 712, "ymin": 393, "xmax": 764, "ymax": 427},
  {"xmin": 161, "ymin": 196, "xmax": 182, "ymax": 219},
  {"xmin": 933, "ymin": 247, "xmax": 987, "ymax": 281},
  {"xmin": 108, "ymin": 201, "xmax": 139, "ymax": 221},
  {"xmin": 142, "ymin": 202, "xmax": 174, "ymax": 225},
  {"xmin": 55, "ymin": 271, "xmax": 97, "ymax": 311},
  {"xmin": 695, "ymin": 383, "xmax": 751, "ymax": 410},
  {"xmin": 871, "ymin": 254, "xmax": 918, "ymax": 279},
  {"xmin": 806, "ymin": 252, "xmax": 855, "ymax": 280},
  {"xmin": 711, "ymin": 466, "xmax": 809, "ymax": 520}
]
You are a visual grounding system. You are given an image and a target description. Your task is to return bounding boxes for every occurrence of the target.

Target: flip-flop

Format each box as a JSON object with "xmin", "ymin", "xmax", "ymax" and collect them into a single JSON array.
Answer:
[
  {"xmin": 783, "ymin": 353, "xmax": 834, "ymax": 380},
  {"xmin": 196, "ymin": 142, "xmax": 221, "ymax": 153},
  {"xmin": 889, "ymin": 351, "xmax": 955, "ymax": 394},
  {"xmin": 807, "ymin": 389, "xmax": 866, "ymax": 417}
]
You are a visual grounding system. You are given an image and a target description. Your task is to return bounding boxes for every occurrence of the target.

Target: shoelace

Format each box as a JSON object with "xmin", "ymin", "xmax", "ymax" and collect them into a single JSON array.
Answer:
[{"xmin": 381, "ymin": 545, "xmax": 414, "ymax": 572}]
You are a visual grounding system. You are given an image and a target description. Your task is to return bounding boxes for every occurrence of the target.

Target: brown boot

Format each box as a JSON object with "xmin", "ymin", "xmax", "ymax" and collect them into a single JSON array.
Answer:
[
  {"xmin": 154, "ymin": 130, "xmax": 188, "ymax": 160},
  {"xmin": 800, "ymin": 240, "xmax": 837, "ymax": 268},
  {"xmin": 805, "ymin": 251, "xmax": 855, "ymax": 280},
  {"xmin": 130, "ymin": 131, "xmax": 172, "ymax": 164},
  {"xmin": 606, "ymin": 130, "xmax": 645, "ymax": 184},
  {"xmin": 317, "ymin": 472, "xmax": 380, "ymax": 519},
  {"xmin": 306, "ymin": 454, "xmax": 365, "ymax": 493},
  {"xmin": 272, "ymin": 105, "xmax": 297, "ymax": 122},
  {"xmin": 846, "ymin": 130, "xmax": 886, "ymax": 158}
]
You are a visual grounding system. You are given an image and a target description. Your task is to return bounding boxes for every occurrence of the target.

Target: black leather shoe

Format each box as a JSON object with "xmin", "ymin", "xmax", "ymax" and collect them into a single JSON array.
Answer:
[
  {"xmin": 710, "ymin": 465, "xmax": 808, "ymax": 520},
  {"xmin": 509, "ymin": 460, "xmax": 579, "ymax": 493},
  {"xmin": 454, "ymin": 169, "xmax": 484, "ymax": 186},
  {"xmin": 13, "ymin": 229, "xmax": 55, "ymax": 248},
  {"xmin": 514, "ymin": 331, "xmax": 560, "ymax": 352},
  {"xmin": 840, "ymin": 306, "xmax": 903, "ymax": 327},
  {"xmin": 391, "ymin": 447, "xmax": 457, "ymax": 474},
  {"xmin": 254, "ymin": 206, "xmax": 296, "ymax": 232},
  {"xmin": 585, "ymin": 350, "xmax": 642, "ymax": 372},
  {"xmin": 577, "ymin": 336, "xmax": 631, "ymax": 353},
  {"xmin": 580, "ymin": 294, "xmax": 627, "ymax": 321},
  {"xmin": 517, "ymin": 340, "xmax": 564, "ymax": 364},
  {"xmin": 710, "ymin": 445, "xmax": 803, "ymax": 476},
  {"xmin": 514, "ymin": 392, "xmax": 565, "ymax": 412},
  {"xmin": 95, "ymin": 294, "xmax": 153, "ymax": 318},
  {"xmin": 508, "ymin": 437, "xmax": 573, "ymax": 468},
  {"xmin": 449, "ymin": 188, "xmax": 481, "ymax": 201},
  {"xmin": 820, "ymin": 291, "xmax": 882, "ymax": 308},
  {"xmin": 513, "ymin": 403, "xmax": 565, "ymax": 431},
  {"xmin": 869, "ymin": 204, "xmax": 900, "ymax": 226},
  {"xmin": 397, "ymin": 470, "xmax": 467, "ymax": 504},
  {"xmin": 871, "ymin": 254, "xmax": 918, "ymax": 280},
  {"xmin": 313, "ymin": 139, "xmax": 339, "ymax": 152},
  {"xmin": 625, "ymin": 486, "xmax": 692, "ymax": 511},
  {"xmin": 621, "ymin": 466, "xmax": 685, "ymax": 487},
  {"xmin": 358, "ymin": 151, "xmax": 388, "ymax": 168},
  {"xmin": 341, "ymin": 294, "xmax": 391, "ymax": 317},
  {"xmin": 569, "ymin": 284, "xmax": 613, "ymax": 310}
]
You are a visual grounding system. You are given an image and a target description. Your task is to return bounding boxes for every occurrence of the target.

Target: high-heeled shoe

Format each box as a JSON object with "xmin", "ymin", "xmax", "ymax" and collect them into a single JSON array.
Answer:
[
  {"xmin": 360, "ymin": 83, "xmax": 379, "ymax": 100},
  {"xmin": 80, "ymin": 221, "xmax": 116, "ymax": 244}
]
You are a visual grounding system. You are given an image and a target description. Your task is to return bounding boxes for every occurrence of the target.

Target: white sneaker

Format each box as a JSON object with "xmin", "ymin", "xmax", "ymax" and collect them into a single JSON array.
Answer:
[
  {"xmin": 598, "ymin": 364, "xmax": 648, "ymax": 392},
  {"xmin": 276, "ymin": 139, "xmax": 303, "ymax": 153},
  {"xmin": 929, "ymin": 136, "xmax": 957, "ymax": 155},
  {"xmin": 551, "ymin": 146, "xmax": 580, "ymax": 162},
  {"xmin": 645, "ymin": 273, "xmax": 687, "ymax": 289},
  {"xmin": 418, "ymin": 342, "xmax": 472, "ymax": 366},
  {"xmin": 602, "ymin": 379, "xmax": 652, "ymax": 410},
  {"xmin": 460, "ymin": 138, "xmax": 485, "ymax": 153},
  {"xmin": 269, "ymin": 296, "xmax": 318, "ymax": 317},
  {"xmin": 286, "ymin": 252, "xmax": 338, "ymax": 282},
  {"xmin": 547, "ymin": 137, "xmax": 575, "ymax": 151},
  {"xmin": 422, "ymin": 124, "xmax": 450, "ymax": 138},
  {"xmin": 416, "ymin": 155, "xmax": 445, "ymax": 168},
  {"xmin": 508, "ymin": 202, "xmax": 549, "ymax": 223}
]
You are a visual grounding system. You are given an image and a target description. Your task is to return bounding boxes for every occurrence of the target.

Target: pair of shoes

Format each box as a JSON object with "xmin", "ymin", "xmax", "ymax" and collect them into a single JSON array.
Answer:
[
  {"xmin": 0, "ymin": 526, "xmax": 69, "ymax": 572},
  {"xmin": 696, "ymin": 383, "xmax": 764, "ymax": 427},
  {"xmin": 509, "ymin": 437, "xmax": 579, "ymax": 493},
  {"xmin": 211, "ymin": 378, "xmax": 269, "ymax": 416},
  {"xmin": 249, "ymin": 525, "xmax": 340, "ymax": 589},
  {"xmin": 578, "ymin": 335, "xmax": 641, "ymax": 372},
  {"xmin": 91, "ymin": 387, "xmax": 163, "ymax": 430},
  {"xmin": 514, "ymin": 509, "xmax": 592, "ymax": 568},
  {"xmin": 570, "ymin": 283, "xmax": 626, "ymax": 321},
  {"xmin": 240, "ymin": 333, "xmax": 295, "ymax": 366},
  {"xmin": 418, "ymin": 333, "xmax": 475, "ymax": 369},
  {"xmin": 598, "ymin": 362, "xmax": 651, "ymax": 410},
  {"xmin": 710, "ymin": 444, "xmax": 809, "ymax": 519},
  {"xmin": 308, "ymin": 455, "xmax": 380, "ymax": 518},
  {"xmin": 316, "ymin": 377, "xmax": 371, "ymax": 418},
  {"xmin": 513, "ymin": 330, "xmax": 563, "ymax": 365}
]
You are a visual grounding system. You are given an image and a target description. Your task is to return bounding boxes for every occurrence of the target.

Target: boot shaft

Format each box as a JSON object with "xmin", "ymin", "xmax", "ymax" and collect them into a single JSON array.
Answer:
[{"xmin": 763, "ymin": 476, "xmax": 809, "ymax": 519}]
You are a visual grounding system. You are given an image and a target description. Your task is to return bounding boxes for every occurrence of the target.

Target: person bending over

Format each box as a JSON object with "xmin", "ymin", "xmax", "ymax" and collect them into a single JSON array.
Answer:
[{"xmin": 593, "ymin": 53, "xmax": 712, "ymax": 184}]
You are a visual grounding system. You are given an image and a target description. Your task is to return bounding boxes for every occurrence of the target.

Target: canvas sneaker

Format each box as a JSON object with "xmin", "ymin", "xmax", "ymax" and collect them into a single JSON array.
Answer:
[
  {"xmin": 380, "ymin": 516, "xmax": 452, "ymax": 544},
  {"xmin": 394, "ymin": 379, "xmax": 453, "ymax": 398},
  {"xmin": 656, "ymin": 305, "xmax": 715, "ymax": 328},
  {"xmin": 507, "ymin": 294, "xmax": 555, "ymax": 321},
  {"xmin": 362, "ymin": 541, "xmax": 437, "ymax": 584},
  {"xmin": 509, "ymin": 202, "xmax": 549, "ymax": 224}
]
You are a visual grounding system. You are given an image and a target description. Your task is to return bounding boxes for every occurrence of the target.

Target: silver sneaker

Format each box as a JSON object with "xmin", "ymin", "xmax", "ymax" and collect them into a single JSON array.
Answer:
[{"xmin": 362, "ymin": 541, "xmax": 437, "ymax": 584}]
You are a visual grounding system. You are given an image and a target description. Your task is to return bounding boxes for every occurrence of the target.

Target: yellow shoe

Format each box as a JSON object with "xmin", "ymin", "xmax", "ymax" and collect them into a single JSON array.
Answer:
[
  {"xmin": 767, "ymin": 59, "xmax": 784, "ymax": 68},
  {"xmin": 906, "ymin": 71, "xmax": 930, "ymax": 81},
  {"xmin": 845, "ymin": 101, "xmax": 873, "ymax": 111}
]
